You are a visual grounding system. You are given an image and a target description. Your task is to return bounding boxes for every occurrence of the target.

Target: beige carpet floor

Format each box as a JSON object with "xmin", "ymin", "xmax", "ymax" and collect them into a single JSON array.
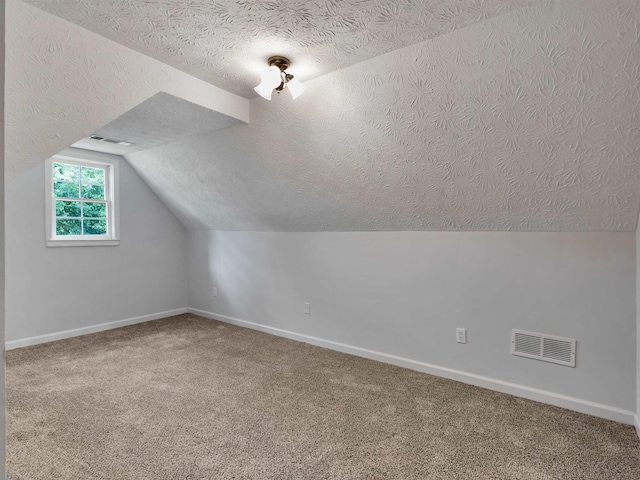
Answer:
[{"xmin": 6, "ymin": 314, "xmax": 640, "ymax": 479}]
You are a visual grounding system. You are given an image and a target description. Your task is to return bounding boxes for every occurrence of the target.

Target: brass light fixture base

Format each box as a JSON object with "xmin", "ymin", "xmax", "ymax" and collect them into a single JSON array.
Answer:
[
  {"xmin": 255, "ymin": 55, "xmax": 304, "ymax": 99},
  {"xmin": 268, "ymin": 56, "xmax": 291, "ymax": 72}
]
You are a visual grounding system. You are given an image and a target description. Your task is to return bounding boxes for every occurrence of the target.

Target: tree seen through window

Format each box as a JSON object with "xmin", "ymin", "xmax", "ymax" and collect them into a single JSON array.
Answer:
[{"xmin": 53, "ymin": 162, "xmax": 108, "ymax": 236}]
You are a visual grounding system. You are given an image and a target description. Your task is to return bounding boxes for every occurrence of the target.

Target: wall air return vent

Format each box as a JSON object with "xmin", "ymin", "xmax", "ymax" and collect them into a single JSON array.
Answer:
[
  {"xmin": 89, "ymin": 135, "xmax": 134, "ymax": 146},
  {"xmin": 511, "ymin": 330, "xmax": 576, "ymax": 367}
]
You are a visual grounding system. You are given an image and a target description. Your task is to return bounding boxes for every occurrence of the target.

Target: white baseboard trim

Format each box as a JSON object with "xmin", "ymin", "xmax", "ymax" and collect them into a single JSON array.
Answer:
[
  {"xmin": 6, "ymin": 308, "xmax": 189, "ymax": 350},
  {"xmin": 7, "ymin": 306, "xmax": 636, "ymax": 427},
  {"xmin": 189, "ymin": 308, "xmax": 637, "ymax": 426}
]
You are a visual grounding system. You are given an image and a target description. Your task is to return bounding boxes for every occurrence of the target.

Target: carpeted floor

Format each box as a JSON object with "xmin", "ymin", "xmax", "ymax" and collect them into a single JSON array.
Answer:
[{"xmin": 6, "ymin": 314, "xmax": 640, "ymax": 479}]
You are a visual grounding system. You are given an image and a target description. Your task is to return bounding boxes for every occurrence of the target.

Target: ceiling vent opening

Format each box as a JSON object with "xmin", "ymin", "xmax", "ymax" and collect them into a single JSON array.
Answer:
[
  {"xmin": 511, "ymin": 330, "xmax": 576, "ymax": 367},
  {"xmin": 89, "ymin": 134, "xmax": 134, "ymax": 146}
]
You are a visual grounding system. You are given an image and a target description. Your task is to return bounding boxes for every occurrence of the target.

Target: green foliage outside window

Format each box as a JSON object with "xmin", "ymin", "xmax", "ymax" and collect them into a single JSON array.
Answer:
[
  {"xmin": 81, "ymin": 167, "xmax": 104, "ymax": 185},
  {"xmin": 56, "ymin": 201, "xmax": 81, "ymax": 217},
  {"xmin": 53, "ymin": 162, "xmax": 108, "ymax": 236},
  {"xmin": 56, "ymin": 219, "xmax": 82, "ymax": 236},
  {"xmin": 83, "ymin": 202, "xmax": 106, "ymax": 218},
  {"xmin": 83, "ymin": 220, "xmax": 107, "ymax": 235},
  {"xmin": 82, "ymin": 184, "xmax": 105, "ymax": 200}
]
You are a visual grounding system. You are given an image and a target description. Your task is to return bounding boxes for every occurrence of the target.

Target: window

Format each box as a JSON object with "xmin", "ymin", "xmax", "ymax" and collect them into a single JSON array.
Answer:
[{"xmin": 45, "ymin": 152, "xmax": 120, "ymax": 247}]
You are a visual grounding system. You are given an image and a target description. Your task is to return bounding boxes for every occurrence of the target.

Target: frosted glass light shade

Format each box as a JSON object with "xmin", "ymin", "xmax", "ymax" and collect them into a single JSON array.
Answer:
[
  {"xmin": 254, "ymin": 83, "xmax": 274, "ymax": 100},
  {"xmin": 254, "ymin": 66, "xmax": 282, "ymax": 100},
  {"xmin": 287, "ymin": 77, "xmax": 306, "ymax": 99}
]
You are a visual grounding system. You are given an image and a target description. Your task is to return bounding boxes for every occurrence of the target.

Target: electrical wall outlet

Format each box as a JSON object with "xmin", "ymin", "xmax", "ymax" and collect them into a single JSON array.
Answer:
[
  {"xmin": 304, "ymin": 302, "xmax": 311, "ymax": 314},
  {"xmin": 456, "ymin": 328, "xmax": 467, "ymax": 344},
  {"xmin": 213, "ymin": 287, "xmax": 218, "ymax": 297}
]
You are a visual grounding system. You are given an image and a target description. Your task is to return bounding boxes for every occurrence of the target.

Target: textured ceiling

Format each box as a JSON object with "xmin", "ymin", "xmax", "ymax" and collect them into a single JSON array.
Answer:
[
  {"xmin": 23, "ymin": 0, "xmax": 540, "ymax": 98},
  {"xmin": 6, "ymin": 0, "xmax": 249, "ymax": 183},
  {"xmin": 123, "ymin": 0, "xmax": 640, "ymax": 231},
  {"xmin": 72, "ymin": 92, "xmax": 242, "ymax": 156}
]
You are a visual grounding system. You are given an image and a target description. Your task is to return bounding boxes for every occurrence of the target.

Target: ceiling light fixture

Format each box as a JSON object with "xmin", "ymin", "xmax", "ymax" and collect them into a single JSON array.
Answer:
[{"xmin": 254, "ymin": 56, "xmax": 305, "ymax": 101}]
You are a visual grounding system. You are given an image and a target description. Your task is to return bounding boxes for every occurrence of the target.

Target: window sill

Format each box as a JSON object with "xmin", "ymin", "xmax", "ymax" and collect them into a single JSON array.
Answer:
[{"xmin": 46, "ymin": 239, "xmax": 120, "ymax": 247}]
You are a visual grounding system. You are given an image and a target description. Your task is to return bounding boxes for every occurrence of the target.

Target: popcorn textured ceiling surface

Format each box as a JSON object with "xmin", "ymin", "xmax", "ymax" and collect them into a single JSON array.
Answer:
[
  {"xmin": 72, "ymin": 93, "xmax": 242, "ymax": 156},
  {"xmin": 22, "ymin": 0, "xmax": 640, "ymax": 231},
  {"xmin": 122, "ymin": 0, "xmax": 640, "ymax": 231},
  {"xmin": 5, "ymin": 0, "xmax": 249, "ymax": 182},
  {"xmin": 24, "ymin": 0, "xmax": 539, "ymax": 98}
]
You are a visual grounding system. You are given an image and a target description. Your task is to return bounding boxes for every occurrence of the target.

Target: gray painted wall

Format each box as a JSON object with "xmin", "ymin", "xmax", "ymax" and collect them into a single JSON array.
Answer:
[
  {"xmin": 5, "ymin": 152, "xmax": 188, "ymax": 342},
  {"xmin": 188, "ymin": 230, "xmax": 636, "ymax": 411},
  {"xmin": 1, "ymin": 0, "xmax": 6, "ymax": 474}
]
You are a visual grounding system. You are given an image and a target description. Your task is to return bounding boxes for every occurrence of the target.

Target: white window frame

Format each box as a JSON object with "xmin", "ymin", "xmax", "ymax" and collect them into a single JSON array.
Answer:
[{"xmin": 45, "ymin": 151, "xmax": 120, "ymax": 247}]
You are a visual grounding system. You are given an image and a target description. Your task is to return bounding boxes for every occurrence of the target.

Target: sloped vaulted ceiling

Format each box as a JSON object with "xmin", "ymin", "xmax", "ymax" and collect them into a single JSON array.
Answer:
[
  {"xmin": 24, "ymin": 0, "xmax": 539, "ymax": 97},
  {"xmin": 26, "ymin": 0, "xmax": 640, "ymax": 231}
]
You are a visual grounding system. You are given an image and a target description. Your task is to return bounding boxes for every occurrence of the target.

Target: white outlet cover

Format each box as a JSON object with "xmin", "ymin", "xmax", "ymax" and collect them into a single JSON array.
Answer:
[
  {"xmin": 304, "ymin": 302, "xmax": 310, "ymax": 314},
  {"xmin": 213, "ymin": 287, "xmax": 218, "ymax": 297},
  {"xmin": 456, "ymin": 328, "xmax": 467, "ymax": 344}
]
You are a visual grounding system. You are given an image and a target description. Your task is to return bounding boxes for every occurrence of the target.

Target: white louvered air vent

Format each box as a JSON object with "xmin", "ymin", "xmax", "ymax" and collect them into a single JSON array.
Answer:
[
  {"xmin": 89, "ymin": 135, "xmax": 134, "ymax": 146},
  {"xmin": 511, "ymin": 330, "xmax": 576, "ymax": 367}
]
